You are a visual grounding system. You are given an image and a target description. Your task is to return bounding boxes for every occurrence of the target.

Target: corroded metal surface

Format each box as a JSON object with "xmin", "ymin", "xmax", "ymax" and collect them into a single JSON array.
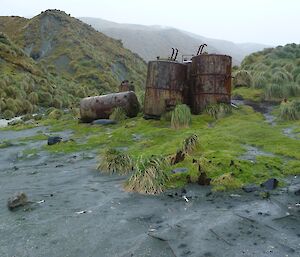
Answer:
[
  {"xmin": 190, "ymin": 54, "xmax": 232, "ymax": 114},
  {"xmin": 80, "ymin": 91, "xmax": 140, "ymax": 122},
  {"xmin": 119, "ymin": 80, "xmax": 135, "ymax": 92},
  {"xmin": 144, "ymin": 61, "xmax": 187, "ymax": 116},
  {"xmin": 183, "ymin": 62, "xmax": 192, "ymax": 108}
]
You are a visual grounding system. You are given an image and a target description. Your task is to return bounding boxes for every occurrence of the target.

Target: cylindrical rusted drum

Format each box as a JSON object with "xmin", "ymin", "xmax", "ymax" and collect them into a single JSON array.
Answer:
[
  {"xmin": 80, "ymin": 91, "xmax": 140, "ymax": 122},
  {"xmin": 119, "ymin": 80, "xmax": 135, "ymax": 92},
  {"xmin": 183, "ymin": 62, "xmax": 192, "ymax": 108},
  {"xmin": 144, "ymin": 61, "xmax": 187, "ymax": 117},
  {"xmin": 190, "ymin": 54, "xmax": 232, "ymax": 114}
]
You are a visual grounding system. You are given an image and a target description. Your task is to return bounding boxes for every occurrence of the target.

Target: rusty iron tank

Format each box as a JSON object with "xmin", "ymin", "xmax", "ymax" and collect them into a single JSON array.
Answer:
[
  {"xmin": 190, "ymin": 54, "xmax": 232, "ymax": 114},
  {"xmin": 144, "ymin": 61, "xmax": 187, "ymax": 117},
  {"xmin": 183, "ymin": 62, "xmax": 192, "ymax": 108},
  {"xmin": 80, "ymin": 91, "xmax": 140, "ymax": 122}
]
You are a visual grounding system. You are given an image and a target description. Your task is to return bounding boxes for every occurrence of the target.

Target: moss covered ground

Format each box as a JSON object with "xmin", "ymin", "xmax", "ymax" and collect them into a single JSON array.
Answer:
[{"xmin": 2, "ymin": 104, "xmax": 300, "ymax": 191}]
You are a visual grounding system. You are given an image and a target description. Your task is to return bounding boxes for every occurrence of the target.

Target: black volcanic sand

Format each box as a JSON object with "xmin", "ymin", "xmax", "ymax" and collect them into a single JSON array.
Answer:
[{"xmin": 1, "ymin": 128, "xmax": 300, "ymax": 257}]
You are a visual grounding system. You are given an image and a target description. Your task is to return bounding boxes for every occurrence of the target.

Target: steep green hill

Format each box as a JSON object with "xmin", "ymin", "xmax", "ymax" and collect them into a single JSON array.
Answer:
[
  {"xmin": 233, "ymin": 43, "xmax": 300, "ymax": 101},
  {"xmin": 0, "ymin": 32, "xmax": 81, "ymax": 119},
  {"xmin": 0, "ymin": 10, "xmax": 147, "ymax": 118}
]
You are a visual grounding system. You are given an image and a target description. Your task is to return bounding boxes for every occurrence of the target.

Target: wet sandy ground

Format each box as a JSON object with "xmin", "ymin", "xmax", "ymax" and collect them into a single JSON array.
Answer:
[{"xmin": 1, "ymin": 128, "xmax": 300, "ymax": 257}]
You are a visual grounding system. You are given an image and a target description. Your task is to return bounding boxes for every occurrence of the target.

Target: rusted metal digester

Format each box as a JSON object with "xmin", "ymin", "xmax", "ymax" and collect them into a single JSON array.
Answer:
[
  {"xmin": 119, "ymin": 80, "xmax": 135, "ymax": 92},
  {"xmin": 80, "ymin": 91, "xmax": 140, "ymax": 122},
  {"xmin": 183, "ymin": 62, "xmax": 192, "ymax": 107},
  {"xmin": 190, "ymin": 54, "xmax": 232, "ymax": 114},
  {"xmin": 144, "ymin": 61, "xmax": 187, "ymax": 117}
]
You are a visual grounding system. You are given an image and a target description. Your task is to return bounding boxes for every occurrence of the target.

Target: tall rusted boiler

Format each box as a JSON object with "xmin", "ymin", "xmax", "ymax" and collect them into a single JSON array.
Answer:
[
  {"xmin": 190, "ymin": 54, "xmax": 232, "ymax": 114},
  {"xmin": 144, "ymin": 61, "xmax": 187, "ymax": 117},
  {"xmin": 80, "ymin": 91, "xmax": 140, "ymax": 122}
]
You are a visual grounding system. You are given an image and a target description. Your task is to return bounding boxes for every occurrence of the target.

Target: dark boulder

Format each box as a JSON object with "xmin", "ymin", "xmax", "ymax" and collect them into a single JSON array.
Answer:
[
  {"xmin": 295, "ymin": 189, "xmax": 300, "ymax": 196},
  {"xmin": 91, "ymin": 119, "xmax": 117, "ymax": 125},
  {"xmin": 7, "ymin": 192, "xmax": 28, "ymax": 210},
  {"xmin": 198, "ymin": 172, "xmax": 211, "ymax": 186},
  {"xmin": 261, "ymin": 178, "xmax": 278, "ymax": 190},
  {"xmin": 47, "ymin": 136, "xmax": 62, "ymax": 145}
]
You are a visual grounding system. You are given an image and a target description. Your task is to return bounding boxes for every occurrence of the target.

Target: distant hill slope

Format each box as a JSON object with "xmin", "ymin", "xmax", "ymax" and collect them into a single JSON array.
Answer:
[
  {"xmin": 79, "ymin": 17, "xmax": 269, "ymax": 65},
  {"xmin": 0, "ymin": 10, "xmax": 147, "ymax": 93},
  {"xmin": 233, "ymin": 43, "xmax": 300, "ymax": 101}
]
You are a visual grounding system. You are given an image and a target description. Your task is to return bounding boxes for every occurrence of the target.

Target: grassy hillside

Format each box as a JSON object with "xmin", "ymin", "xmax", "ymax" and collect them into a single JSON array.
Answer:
[
  {"xmin": 233, "ymin": 43, "xmax": 300, "ymax": 102},
  {"xmin": 80, "ymin": 17, "xmax": 269, "ymax": 65},
  {"xmin": 0, "ymin": 32, "xmax": 82, "ymax": 119},
  {"xmin": 0, "ymin": 10, "xmax": 147, "ymax": 118}
]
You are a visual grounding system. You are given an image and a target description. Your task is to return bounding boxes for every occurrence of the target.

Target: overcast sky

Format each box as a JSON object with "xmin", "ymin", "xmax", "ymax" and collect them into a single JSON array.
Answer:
[{"xmin": 1, "ymin": 0, "xmax": 299, "ymax": 46}]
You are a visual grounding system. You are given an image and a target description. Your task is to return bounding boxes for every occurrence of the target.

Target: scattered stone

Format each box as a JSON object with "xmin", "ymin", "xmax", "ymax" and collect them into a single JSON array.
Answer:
[
  {"xmin": 261, "ymin": 178, "xmax": 278, "ymax": 190},
  {"xmin": 198, "ymin": 172, "xmax": 211, "ymax": 186},
  {"xmin": 91, "ymin": 119, "xmax": 117, "ymax": 125},
  {"xmin": 7, "ymin": 192, "xmax": 28, "ymax": 210},
  {"xmin": 47, "ymin": 136, "xmax": 62, "ymax": 145},
  {"xmin": 242, "ymin": 184, "xmax": 260, "ymax": 193},
  {"xmin": 171, "ymin": 167, "xmax": 188, "ymax": 174}
]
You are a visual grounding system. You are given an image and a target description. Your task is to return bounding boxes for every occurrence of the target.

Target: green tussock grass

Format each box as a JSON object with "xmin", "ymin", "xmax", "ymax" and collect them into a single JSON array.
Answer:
[
  {"xmin": 125, "ymin": 156, "xmax": 170, "ymax": 194},
  {"xmin": 204, "ymin": 103, "xmax": 232, "ymax": 119},
  {"xmin": 171, "ymin": 104, "xmax": 192, "ymax": 129},
  {"xmin": 97, "ymin": 148, "xmax": 133, "ymax": 174},
  {"xmin": 279, "ymin": 100, "xmax": 300, "ymax": 120},
  {"xmin": 109, "ymin": 107, "xmax": 127, "ymax": 122},
  {"xmin": 237, "ymin": 43, "xmax": 300, "ymax": 102}
]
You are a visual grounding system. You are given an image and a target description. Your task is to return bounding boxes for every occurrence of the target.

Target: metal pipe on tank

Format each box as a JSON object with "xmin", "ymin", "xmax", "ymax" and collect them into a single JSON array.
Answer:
[{"xmin": 174, "ymin": 48, "xmax": 179, "ymax": 61}]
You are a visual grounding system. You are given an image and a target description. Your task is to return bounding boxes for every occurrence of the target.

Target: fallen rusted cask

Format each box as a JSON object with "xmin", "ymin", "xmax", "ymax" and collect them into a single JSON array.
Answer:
[
  {"xmin": 144, "ymin": 60, "xmax": 187, "ymax": 117},
  {"xmin": 190, "ymin": 54, "xmax": 232, "ymax": 114},
  {"xmin": 80, "ymin": 91, "xmax": 140, "ymax": 122}
]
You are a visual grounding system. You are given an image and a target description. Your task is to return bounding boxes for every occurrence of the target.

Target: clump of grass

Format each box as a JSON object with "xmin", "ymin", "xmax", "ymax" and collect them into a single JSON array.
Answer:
[
  {"xmin": 211, "ymin": 173, "xmax": 242, "ymax": 191},
  {"xmin": 97, "ymin": 148, "xmax": 133, "ymax": 174},
  {"xmin": 171, "ymin": 104, "xmax": 191, "ymax": 129},
  {"xmin": 253, "ymin": 72, "xmax": 267, "ymax": 89},
  {"xmin": 182, "ymin": 134, "xmax": 199, "ymax": 154},
  {"xmin": 271, "ymin": 70, "xmax": 293, "ymax": 84},
  {"xmin": 48, "ymin": 109, "xmax": 63, "ymax": 120},
  {"xmin": 109, "ymin": 107, "xmax": 127, "ymax": 122},
  {"xmin": 233, "ymin": 70, "xmax": 253, "ymax": 87},
  {"xmin": 3, "ymin": 109, "xmax": 15, "ymax": 119},
  {"xmin": 284, "ymin": 82, "xmax": 300, "ymax": 97},
  {"xmin": 205, "ymin": 103, "xmax": 232, "ymax": 119},
  {"xmin": 125, "ymin": 156, "xmax": 170, "ymax": 194},
  {"xmin": 0, "ymin": 140, "xmax": 13, "ymax": 148},
  {"xmin": 279, "ymin": 100, "xmax": 300, "ymax": 120},
  {"xmin": 264, "ymin": 84, "xmax": 284, "ymax": 100}
]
